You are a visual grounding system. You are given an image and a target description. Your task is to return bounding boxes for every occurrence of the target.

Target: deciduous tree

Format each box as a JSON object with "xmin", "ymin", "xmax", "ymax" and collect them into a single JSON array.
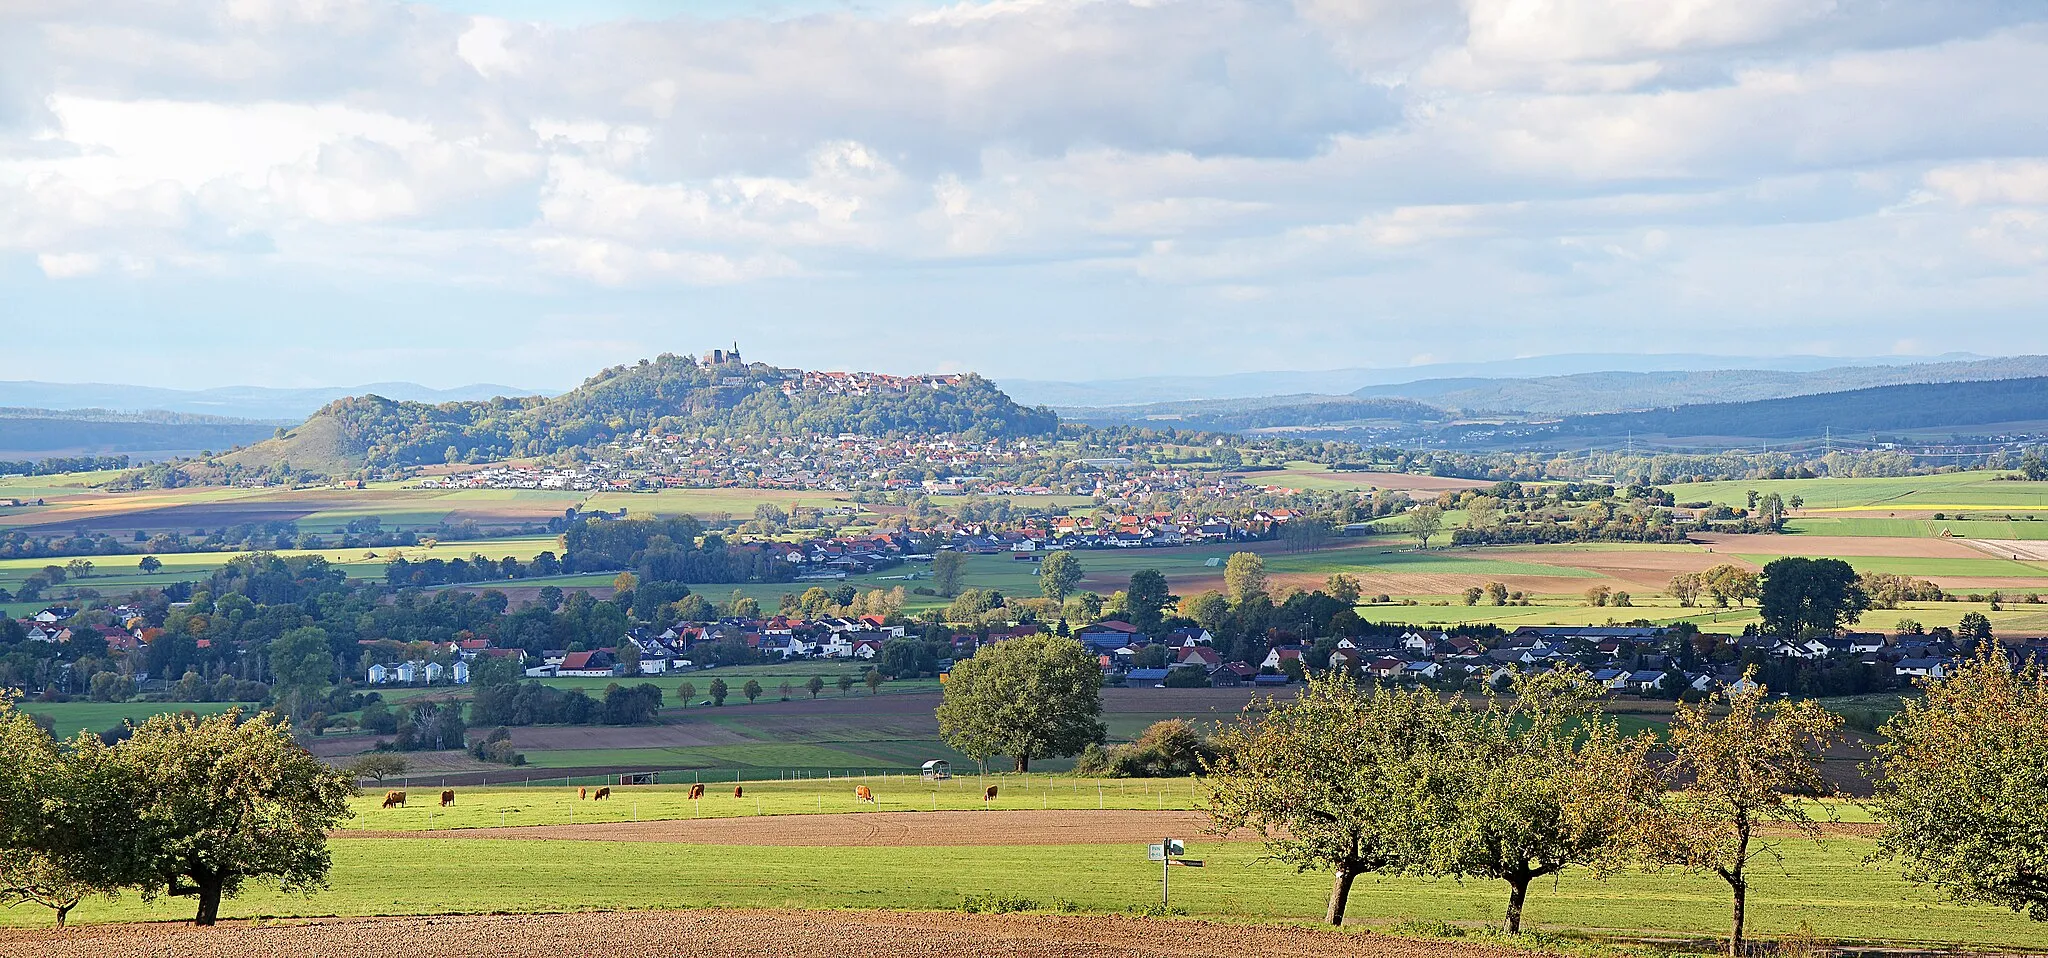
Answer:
[
  {"xmin": 1407, "ymin": 505, "xmax": 1444, "ymax": 549},
  {"xmin": 1037, "ymin": 550, "xmax": 1083, "ymax": 603},
  {"xmin": 931, "ymin": 551, "xmax": 966, "ymax": 597},
  {"xmin": 936, "ymin": 635, "xmax": 1103, "ymax": 773},
  {"xmin": 1760, "ymin": 557, "xmax": 1868, "ymax": 637},
  {"xmin": 1205, "ymin": 673, "xmax": 1452, "ymax": 925},
  {"xmin": 1224, "ymin": 552, "xmax": 1268, "ymax": 605},
  {"xmin": 1635, "ymin": 674, "xmax": 1841, "ymax": 956},
  {"xmin": 1869, "ymin": 647, "xmax": 2048, "ymax": 921}
]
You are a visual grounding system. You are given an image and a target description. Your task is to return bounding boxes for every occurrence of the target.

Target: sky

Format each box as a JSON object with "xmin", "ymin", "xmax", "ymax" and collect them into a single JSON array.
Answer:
[{"xmin": 4, "ymin": 0, "xmax": 2048, "ymax": 391}]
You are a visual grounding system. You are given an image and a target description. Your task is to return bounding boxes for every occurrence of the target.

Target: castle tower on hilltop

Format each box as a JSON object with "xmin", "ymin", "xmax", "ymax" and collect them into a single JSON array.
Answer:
[{"xmin": 702, "ymin": 342, "xmax": 741, "ymax": 366}]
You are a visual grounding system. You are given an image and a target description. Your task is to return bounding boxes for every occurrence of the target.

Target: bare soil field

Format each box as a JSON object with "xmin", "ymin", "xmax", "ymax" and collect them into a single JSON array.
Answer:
[
  {"xmin": 0, "ymin": 909, "xmax": 1527, "ymax": 958},
  {"xmin": 1690, "ymin": 533, "xmax": 1982, "ymax": 559},
  {"xmin": 1961, "ymin": 538, "xmax": 2048, "ymax": 562},
  {"xmin": 337, "ymin": 809, "xmax": 1233, "ymax": 846}
]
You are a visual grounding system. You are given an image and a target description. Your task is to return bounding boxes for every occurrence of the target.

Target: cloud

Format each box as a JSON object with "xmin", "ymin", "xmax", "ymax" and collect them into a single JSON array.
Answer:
[{"xmin": 2, "ymin": 0, "xmax": 2047, "ymax": 386}]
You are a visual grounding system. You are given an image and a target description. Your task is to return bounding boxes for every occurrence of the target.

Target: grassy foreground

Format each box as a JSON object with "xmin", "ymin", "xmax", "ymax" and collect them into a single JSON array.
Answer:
[{"xmin": 10, "ymin": 835, "xmax": 2041, "ymax": 949}]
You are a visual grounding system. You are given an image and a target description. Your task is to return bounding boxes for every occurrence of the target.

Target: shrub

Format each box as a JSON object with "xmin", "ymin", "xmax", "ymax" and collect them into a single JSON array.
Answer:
[{"xmin": 960, "ymin": 894, "xmax": 1039, "ymax": 914}]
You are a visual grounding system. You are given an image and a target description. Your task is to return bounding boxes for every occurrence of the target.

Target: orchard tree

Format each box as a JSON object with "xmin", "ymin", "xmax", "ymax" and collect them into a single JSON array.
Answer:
[
  {"xmin": 1037, "ymin": 550, "xmax": 1083, "ymax": 603},
  {"xmin": 1323, "ymin": 573, "xmax": 1362, "ymax": 606},
  {"xmin": 837, "ymin": 674, "xmax": 856, "ymax": 696},
  {"xmin": 936, "ymin": 635, "xmax": 1103, "ymax": 772},
  {"xmin": 1428, "ymin": 671, "xmax": 1660, "ymax": 933},
  {"xmin": 805, "ymin": 676, "xmax": 825, "ymax": 699},
  {"xmin": 1206, "ymin": 673, "xmax": 1452, "ymax": 925},
  {"xmin": 742, "ymin": 679, "xmax": 762, "ymax": 704},
  {"xmin": 709, "ymin": 678, "xmax": 729, "ymax": 706},
  {"xmin": 1635, "ymin": 674, "xmax": 1842, "ymax": 956},
  {"xmin": 88, "ymin": 710, "xmax": 355, "ymax": 925},
  {"xmin": 137, "ymin": 556, "xmax": 162, "ymax": 575},
  {"xmin": 931, "ymin": 551, "xmax": 967, "ymax": 597},
  {"xmin": 1870, "ymin": 647, "xmax": 2048, "ymax": 921},
  {"xmin": 676, "ymin": 681, "xmax": 697, "ymax": 707}
]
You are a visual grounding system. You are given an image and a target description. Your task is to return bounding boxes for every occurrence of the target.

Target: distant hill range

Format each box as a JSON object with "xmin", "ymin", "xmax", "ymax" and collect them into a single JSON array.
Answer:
[
  {"xmin": 1002, "ymin": 352, "xmax": 1992, "ymax": 408},
  {"xmin": 0, "ymin": 408, "xmax": 282, "ymax": 463},
  {"xmin": 1352, "ymin": 355, "xmax": 2048, "ymax": 416},
  {"xmin": 0, "ymin": 380, "xmax": 537, "ymax": 421},
  {"xmin": 1520, "ymin": 376, "xmax": 2048, "ymax": 446},
  {"xmin": 1059, "ymin": 395, "xmax": 1447, "ymax": 431},
  {"xmin": 172, "ymin": 355, "xmax": 1056, "ymax": 481}
]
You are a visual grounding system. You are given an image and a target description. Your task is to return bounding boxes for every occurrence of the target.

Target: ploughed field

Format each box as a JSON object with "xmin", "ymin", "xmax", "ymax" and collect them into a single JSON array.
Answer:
[{"xmin": 0, "ymin": 909, "xmax": 1522, "ymax": 958}]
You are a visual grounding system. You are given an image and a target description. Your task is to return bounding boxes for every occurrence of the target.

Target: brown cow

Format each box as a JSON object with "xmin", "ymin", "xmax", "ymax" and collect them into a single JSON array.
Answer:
[
  {"xmin": 688, "ymin": 783, "xmax": 705, "ymax": 800},
  {"xmin": 593, "ymin": 787, "xmax": 611, "ymax": 800},
  {"xmin": 382, "ymin": 790, "xmax": 406, "ymax": 809},
  {"xmin": 983, "ymin": 785, "xmax": 998, "ymax": 804},
  {"xmin": 733, "ymin": 786, "xmax": 744, "ymax": 798},
  {"xmin": 440, "ymin": 790, "xmax": 456, "ymax": 807},
  {"xmin": 855, "ymin": 785, "xmax": 874, "ymax": 804}
]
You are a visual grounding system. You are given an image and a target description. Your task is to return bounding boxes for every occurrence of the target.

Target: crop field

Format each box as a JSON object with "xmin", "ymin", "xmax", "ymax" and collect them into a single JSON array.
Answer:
[
  {"xmin": 0, "ymin": 910, "xmax": 1556, "ymax": 958},
  {"xmin": 1667, "ymin": 470, "xmax": 2048, "ymax": 513},
  {"xmin": 6, "ymin": 824, "xmax": 2042, "ymax": 950},
  {"xmin": 1242, "ymin": 463, "xmax": 1496, "ymax": 495}
]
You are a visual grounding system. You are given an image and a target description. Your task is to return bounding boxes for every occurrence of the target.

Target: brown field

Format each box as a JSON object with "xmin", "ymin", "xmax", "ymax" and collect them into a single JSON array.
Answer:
[
  {"xmin": 0, "ymin": 909, "xmax": 1526, "ymax": 958},
  {"xmin": 337, "ymin": 809, "xmax": 1230, "ymax": 846},
  {"xmin": 1689, "ymin": 533, "xmax": 1981, "ymax": 559}
]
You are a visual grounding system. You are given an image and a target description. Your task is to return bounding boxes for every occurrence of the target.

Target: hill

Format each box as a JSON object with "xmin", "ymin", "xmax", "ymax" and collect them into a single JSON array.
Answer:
[
  {"xmin": 172, "ymin": 356, "xmax": 1055, "ymax": 482},
  {"xmin": 1493, "ymin": 376, "xmax": 2048, "ymax": 445},
  {"xmin": 1353, "ymin": 355, "xmax": 2048, "ymax": 416},
  {"xmin": 1058, "ymin": 395, "xmax": 1446, "ymax": 430},
  {"xmin": 0, "ymin": 380, "xmax": 538, "ymax": 420},
  {"xmin": 0, "ymin": 408, "xmax": 282, "ymax": 464}
]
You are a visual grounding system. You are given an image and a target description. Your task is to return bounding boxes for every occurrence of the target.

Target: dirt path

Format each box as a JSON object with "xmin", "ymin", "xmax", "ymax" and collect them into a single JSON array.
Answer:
[
  {"xmin": 335, "ymin": 809, "xmax": 1242, "ymax": 846},
  {"xmin": 0, "ymin": 909, "xmax": 1542, "ymax": 958}
]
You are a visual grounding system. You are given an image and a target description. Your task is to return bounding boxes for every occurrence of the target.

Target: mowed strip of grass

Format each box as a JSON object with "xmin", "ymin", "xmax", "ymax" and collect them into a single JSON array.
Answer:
[
  {"xmin": 17, "ymin": 836, "xmax": 2043, "ymax": 949},
  {"xmin": 344, "ymin": 778, "xmax": 1207, "ymax": 828}
]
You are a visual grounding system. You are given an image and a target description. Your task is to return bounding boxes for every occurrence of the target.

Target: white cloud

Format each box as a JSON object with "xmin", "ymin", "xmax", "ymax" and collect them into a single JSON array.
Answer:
[{"xmin": 3, "ymin": 0, "xmax": 2048, "ymax": 384}]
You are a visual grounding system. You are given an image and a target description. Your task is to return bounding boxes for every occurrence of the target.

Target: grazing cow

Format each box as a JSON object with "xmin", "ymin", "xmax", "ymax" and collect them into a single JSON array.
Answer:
[
  {"xmin": 579, "ymin": 787, "xmax": 587, "ymax": 800},
  {"xmin": 440, "ymin": 790, "xmax": 456, "ymax": 807},
  {"xmin": 688, "ymin": 784, "xmax": 705, "ymax": 800},
  {"xmin": 733, "ymin": 786, "xmax": 744, "ymax": 798},
  {"xmin": 855, "ymin": 785, "xmax": 874, "ymax": 804},
  {"xmin": 382, "ymin": 790, "xmax": 406, "ymax": 809},
  {"xmin": 983, "ymin": 785, "xmax": 998, "ymax": 804},
  {"xmin": 593, "ymin": 787, "xmax": 611, "ymax": 800}
]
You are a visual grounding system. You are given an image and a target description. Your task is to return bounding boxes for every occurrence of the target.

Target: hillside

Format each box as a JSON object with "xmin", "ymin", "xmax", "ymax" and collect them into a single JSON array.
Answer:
[
  {"xmin": 1353, "ymin": 355, "xmax": 2048, "ymax": 416},
  {"xmin": 1506, "ymin": 376, "xmax": 2048, "ymax": 444},
  {"xmin": 1059, "ymin": 395, "xmax": 1445, "ymax": 430},
  {"xmin": 180, "ymin": 356, "xmax": 1055, "ymax": 481},
  {"xmin": 0, "ymin": 408, "xmax": 282, "ymax": 463}
]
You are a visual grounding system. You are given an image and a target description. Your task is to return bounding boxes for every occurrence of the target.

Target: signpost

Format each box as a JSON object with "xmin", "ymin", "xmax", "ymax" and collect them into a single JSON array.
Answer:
[{"xmin": 1146, "ymin": 839, "xmax": 1201, "ymax": 907}]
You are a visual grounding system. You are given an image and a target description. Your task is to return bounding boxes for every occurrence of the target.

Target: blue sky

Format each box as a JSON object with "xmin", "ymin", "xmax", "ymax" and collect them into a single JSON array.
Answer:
[{"xmin": 5, "ymin": 1, "xmax": 2048, "ymax": 391}]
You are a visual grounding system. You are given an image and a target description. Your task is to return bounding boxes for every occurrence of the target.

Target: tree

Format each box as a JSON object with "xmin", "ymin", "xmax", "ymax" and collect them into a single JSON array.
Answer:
[
  {"xmin": 936, "ymin": 635, "xmax": 1104, "ymax": 772},
  {"xmin": 1427, "ymin": 671, "xmax": 1659, "ymax": 933},
  {"xmin": 1180, "ymin": 591, "xmax": 1231, "ymax": 632},
  {"xmin": 1759, "ymin": 557, "xmax": 1868, "ymax": 637},
  {"xmin": 742, "ymin": 679, "xmax": 762, "ymax": 704},
  {"xmin": 615, "ymin": 642, "xmax": 642, "ymax": 676},
  {"xmin": 344, "ymin": 754, "xmax": 409, "ymax": 783},
  {"xmin": 1957, "ymin": 611, "xmax": 1993, "ymax": 642},
  {"xmin": 1869, "ymin": 646, "xmax": 2048, "ymax": 921},
  {"xmin": 1461, "ymin": 587, "xmax": 1483, "ymax": 606},
  {"xmin": 837, "ymin": 674, "xmax": 855, "ymax": 696},
  {"xmin": 1126, "ymin": 569, "xmax": 1169, "ymax": 636},
  {"xmin": 709, "ymin": 677, "xmax": 728, "ymax": 706},
  {"xmin": 931, "ymin": 551, "xmax": 967, "ymax": 597},
  {"xmin": 1407, "ymin": 505, "xmax": 1444, "ymax": 548},
  {"xmin": 1324, "ymin": 573, "xmax": 1361, "ymax": 606},
  {"xmin": 806, "ymin": 676, "xmax": 825, "ymax": 699},
  {"xmin": 1224, "ymin": 552, "xmax": 1268, "ymax": 605},
  {"xmin": 137, "ymin": 556, "xmax": 162, "ymax": 575},
  {"xmin": 64, "ymin": 558, "xmax": 93, "ymax": 580},
  {"xmin": 1635, "ymin": 674, "xmax": 1842, "ymax": 956},
  {"xmin": 1038, "ymin": 550, "xmax": 1083, "ymax": 603},
  {"xmin": 777, "ymin": 680, "xmax": 794, "ymax": 701},
  {"xmin": 1668, "ymin": 572, "xmax": 1703, "ymax": 608},
  {"xmin": 1206, "ymin": 673, "xmax": 1452, "ymax": 925},
  {"xmin": 0, "ymin": 695, "xmax": 98, "ymax": 928},
  {"xmin": 1702, "ymin": 564, "xmax": 1760, "ymax": 608},
  {"xmin": 863, "ymin": 668, "xmax": 886, "ymax": 695},
  {"xmin": 1485, "ymin": 581, "xmax": 1509, "ymax": 606},
  {"xmin": 86, "ymin": 710, "xmax": 354, "ymax": 925},
  {"xmin": 612, "ymin": 571, "xmax": 639, "ymax": 595},
  {"xmin": 267, "ymin": 627, "xmax": 333, "ymax": 719},
  {"xmin": 677, "ymin": 681, "xmax": 697, "ymax": 707}
]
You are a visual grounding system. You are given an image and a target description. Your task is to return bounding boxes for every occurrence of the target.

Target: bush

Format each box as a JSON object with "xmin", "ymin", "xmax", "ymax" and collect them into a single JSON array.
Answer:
[
  {"xmin": 960, "ymin": 894, "xmax": 1040, "ymax": 914},
  {"xmin": 1387, "ymin": 918, "xmax": 1468, "ymax": 939},
  {"xmin": 1122, "ymin": 902, "xmax": 1187, "ymax": 918},
  {"xmin": 1072, "ymin": 719, "xmax": 1214, "ymax": 778}
]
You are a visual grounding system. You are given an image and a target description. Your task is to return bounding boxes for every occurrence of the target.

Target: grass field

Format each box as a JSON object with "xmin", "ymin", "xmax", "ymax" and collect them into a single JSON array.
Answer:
[
  {"xmin": 0, "ymin": 535, "xmax": 563, "ymax": 596},
  {"xmin": 16, "ymin": 700, "xmax": 239, "ymax": 738},
  {"xmin": 1788, "ymin": 515, "xmax": 2048, "ymax": 539},
  {"xmin": 12, "ymin": 831, "xmax": 2042, "ymax": 949},
  {"xmin": 1668, "ymin": 470, "xmax": 2048, "ymax": 512}
]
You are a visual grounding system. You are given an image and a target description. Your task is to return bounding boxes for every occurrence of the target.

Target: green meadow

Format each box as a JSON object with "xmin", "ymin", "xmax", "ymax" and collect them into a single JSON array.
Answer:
[
  {"xmin": 12, "ymin": 833, "xmax": 2042, "ymax": 950},
  {"xmin": 1668, "ymin": 470, "xmax": 2048, "ymax": 512}
]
